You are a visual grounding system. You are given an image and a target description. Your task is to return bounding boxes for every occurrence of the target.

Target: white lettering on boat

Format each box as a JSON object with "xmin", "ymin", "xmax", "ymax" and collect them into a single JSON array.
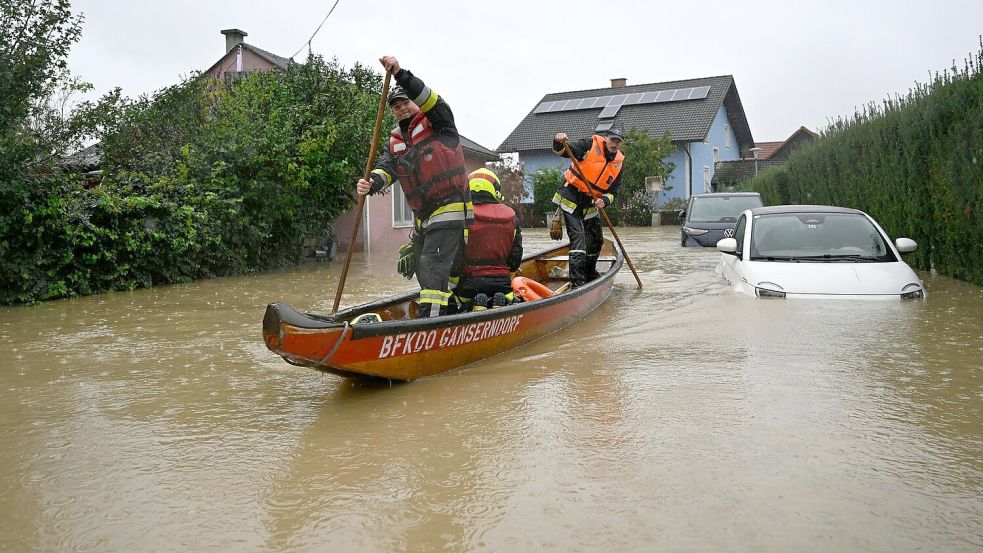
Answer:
[{"xmin": 377, "ymin": 314, "xmax": 525, "ymax": 359}]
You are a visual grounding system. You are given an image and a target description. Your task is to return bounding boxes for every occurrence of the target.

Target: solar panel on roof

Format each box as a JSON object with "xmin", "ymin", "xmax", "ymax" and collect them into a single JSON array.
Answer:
[
  {"xmin": 536, "ymin": 82, "xmax": 712, "ymax": 119},
  {"xmin": 672, "ymin": 88, "xmax": 692, "ymax": 100},
  {"xmin": 689, "ymin": 86, "xmax": 710, "ymax": 99},
  {"xmin": 598, "ymin": 105, "xmax": 620, "ymax": 118}
]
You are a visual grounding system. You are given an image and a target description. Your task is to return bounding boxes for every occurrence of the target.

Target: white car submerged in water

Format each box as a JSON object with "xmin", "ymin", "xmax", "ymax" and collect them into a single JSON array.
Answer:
[{"xmin": 717, "ymin": 205, "xmax": 926, "ymax": 299}]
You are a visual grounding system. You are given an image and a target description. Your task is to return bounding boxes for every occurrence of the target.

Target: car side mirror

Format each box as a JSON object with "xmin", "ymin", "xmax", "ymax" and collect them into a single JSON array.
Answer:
[
  {"xmin": 717, "ymin": 237, "xmax": 738, "ymax": 255},
  {"xmin": 678, "ymin": 210, "xmax": 686, "ymax": 219},
  {"xmin": 895, "ymin": 237, "xmax": 917, "ymax": 253}
]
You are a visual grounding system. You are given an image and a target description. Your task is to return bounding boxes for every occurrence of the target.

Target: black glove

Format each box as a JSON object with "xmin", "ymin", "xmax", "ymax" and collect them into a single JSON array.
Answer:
[{"xmin": 397, "ymin": 241, "xmax": 415, "ymax": 279}]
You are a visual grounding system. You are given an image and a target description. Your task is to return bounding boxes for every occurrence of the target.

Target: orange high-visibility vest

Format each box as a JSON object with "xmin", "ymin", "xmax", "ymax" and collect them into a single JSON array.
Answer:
[{"xmin": 563, "ymin": 135, "xmax": 624, "ymax": 196}]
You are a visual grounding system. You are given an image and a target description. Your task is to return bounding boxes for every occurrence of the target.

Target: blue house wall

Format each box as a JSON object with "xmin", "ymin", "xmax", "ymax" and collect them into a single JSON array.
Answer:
[
  {"xmin": 658, "ymin": 105, "xmax": 741, "ymax": 206},
  {"xmin": 517, "ymin": 105, "xmax": 743, "ymax": 208}
]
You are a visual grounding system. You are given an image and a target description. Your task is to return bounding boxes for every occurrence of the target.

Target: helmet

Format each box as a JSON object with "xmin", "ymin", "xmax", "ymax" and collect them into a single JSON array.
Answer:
[
  {"xmin": 468, "ymin": 168, "xmax": 504, "ymax": 201},
  {"xmin": 387, "ymin": 86, "xmax": 410, "ymax": 105}
]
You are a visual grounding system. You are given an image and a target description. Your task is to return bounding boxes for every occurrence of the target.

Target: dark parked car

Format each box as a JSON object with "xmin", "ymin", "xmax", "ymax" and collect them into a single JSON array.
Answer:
[{"xmin": 680, "ymin": 192, "xmax": 763, "ymax": 247}]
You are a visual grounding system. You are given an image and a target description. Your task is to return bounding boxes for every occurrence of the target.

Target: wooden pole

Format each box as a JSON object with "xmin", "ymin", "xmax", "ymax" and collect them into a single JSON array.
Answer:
[
  {"xmin": 561, "ymin": 140, "xmax": 643, "ymax": 289},
  {"xmin": 332, "ymin": 70, "xmax": 392, "ymax": 313}
]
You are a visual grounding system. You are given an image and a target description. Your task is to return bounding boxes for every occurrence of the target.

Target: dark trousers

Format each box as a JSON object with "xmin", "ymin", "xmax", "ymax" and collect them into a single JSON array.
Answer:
[
  {"xmin": 456, "ymin": 275, "xmax": 512, "ymax": 302},
  {"xmin": 563, "ymin": 208, "xmax": 604, "ymax": 286},
  {"xmin": 414, "ymin": 226, "xmax": 464, "ymax": 317}
]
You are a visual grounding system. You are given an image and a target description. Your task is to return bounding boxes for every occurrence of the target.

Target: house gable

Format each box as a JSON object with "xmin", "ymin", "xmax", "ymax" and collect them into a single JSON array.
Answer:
[
  {"xmin": 713, "ymin": 127, "xmax": 818, "ymax": 189},
  {"xmin": 204, "ymin": 28, "xmax": 293, "ymax": 81},
  {"xmin": 204, "ymin": 43, "xmax": 292, "ymax": 81},
  {"xmin": 769, "ymin": 126, "xmax": 818, "ymax": 161}
]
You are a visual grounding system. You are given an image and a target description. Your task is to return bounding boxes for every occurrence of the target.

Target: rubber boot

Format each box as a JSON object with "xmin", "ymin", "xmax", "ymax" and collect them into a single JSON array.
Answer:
[{"xmin": 568, "ymin": 251, "xmax": 587, "ymax": 288}]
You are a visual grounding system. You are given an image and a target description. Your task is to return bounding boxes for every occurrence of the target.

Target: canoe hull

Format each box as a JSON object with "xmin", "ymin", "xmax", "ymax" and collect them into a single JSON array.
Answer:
[{"xmin": 262, "ymin": 240, "xmax": 622, "ymax": 380}]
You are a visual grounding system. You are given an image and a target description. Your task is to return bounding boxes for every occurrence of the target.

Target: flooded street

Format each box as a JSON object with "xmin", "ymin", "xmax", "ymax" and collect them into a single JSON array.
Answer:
[{"xmin": 1, "ymin": 226, "xmax": 981, "ymax": 552}]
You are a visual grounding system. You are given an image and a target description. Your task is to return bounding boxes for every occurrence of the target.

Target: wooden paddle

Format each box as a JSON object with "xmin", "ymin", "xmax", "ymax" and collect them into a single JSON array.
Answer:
[
  {"xmin": 560, "ymin": 139, "xmax": 643, "ymax": 289},
  {"xmin": 332, "ymin": 69, "xmax": 392, "ymax": 313}
]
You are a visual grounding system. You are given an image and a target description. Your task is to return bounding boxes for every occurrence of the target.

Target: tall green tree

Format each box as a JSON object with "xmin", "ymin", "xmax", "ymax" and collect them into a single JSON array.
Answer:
[
  {"xmin": 0, "ymin": 0, "xmax": 82, "ymax": 138},
  {"xmin": 0, "ymin": 0, "xmax": 89, "ymax": 303}
]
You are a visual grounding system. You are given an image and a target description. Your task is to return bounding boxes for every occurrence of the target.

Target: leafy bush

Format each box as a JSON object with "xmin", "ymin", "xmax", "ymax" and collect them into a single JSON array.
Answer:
[{"xmin": 530, "ymin": 167, "xmax": 564, "ymax": 216}]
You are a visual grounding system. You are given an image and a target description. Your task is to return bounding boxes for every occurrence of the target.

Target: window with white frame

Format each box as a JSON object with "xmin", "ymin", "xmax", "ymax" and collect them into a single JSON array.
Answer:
[
  {"xmin": 713, "ymin": 147, "xmax": 720, "ymax": 163},
  {"xmin": 704, "ymin": 166, "xmax": 710, "ymax": 190},
  {"xmin": 724, "ymin": 125, "xmax": 731, "ymax": 149},
  {"xmin": 392, "ymin": 183, "xmax": 414, "ymax": 228}
]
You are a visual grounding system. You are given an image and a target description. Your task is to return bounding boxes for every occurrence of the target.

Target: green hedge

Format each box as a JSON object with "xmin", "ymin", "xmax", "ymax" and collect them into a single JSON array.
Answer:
[{"xmin": 751, "ymin": 48, "xmax": 983, "ymax": 285}]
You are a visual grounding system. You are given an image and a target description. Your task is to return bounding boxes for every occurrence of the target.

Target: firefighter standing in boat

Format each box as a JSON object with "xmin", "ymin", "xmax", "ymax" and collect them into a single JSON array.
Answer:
[
  {"xmin": 551, "ymin": 127, "xmax": 626, "ymax": 288},
  {"xmin": 356, "ymin": 56, "xmax": 472, "ymax": 318}
]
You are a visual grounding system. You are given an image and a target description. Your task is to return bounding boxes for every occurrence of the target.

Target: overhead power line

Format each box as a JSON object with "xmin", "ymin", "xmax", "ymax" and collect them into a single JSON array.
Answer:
[{"xmin": 290, "ymin": 0, "xmax": 342, "ymax": 60}]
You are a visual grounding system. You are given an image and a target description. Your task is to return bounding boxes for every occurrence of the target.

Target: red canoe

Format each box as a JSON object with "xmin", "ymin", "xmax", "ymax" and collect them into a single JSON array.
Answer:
[{"xmin": 262, "ymin": 239, "xmax": 623, "ymax": 380}]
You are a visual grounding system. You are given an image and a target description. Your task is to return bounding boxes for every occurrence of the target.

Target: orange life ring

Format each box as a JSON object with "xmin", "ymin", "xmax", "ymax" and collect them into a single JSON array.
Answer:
[{"xmin": 511, "ymin": 276, "xmax": 555, "ymax": 301}]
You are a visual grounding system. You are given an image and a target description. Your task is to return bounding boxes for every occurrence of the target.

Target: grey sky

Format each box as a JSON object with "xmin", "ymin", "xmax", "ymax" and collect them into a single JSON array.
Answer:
[{"xmin": 68, "ymin": 0, "xmax": 983, "ymax": 150}]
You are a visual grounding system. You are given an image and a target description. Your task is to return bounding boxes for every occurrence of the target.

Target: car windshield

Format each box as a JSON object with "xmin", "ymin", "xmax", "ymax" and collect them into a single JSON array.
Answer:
[
  {"xmin": 749, "ymin": 212, "xmax": 897, "ymax": 262},
  {"xmin": 688, "ymin": 195, "xmax": 763, "ymax": 223}
]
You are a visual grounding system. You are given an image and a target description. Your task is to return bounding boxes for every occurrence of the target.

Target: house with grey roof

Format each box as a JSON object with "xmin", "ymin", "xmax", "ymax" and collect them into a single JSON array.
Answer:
[
  {"xmin": 712, "ymin": 126, "xmax": 818, "ymax": 190},
  {"xmin": 498, "ymin": 76, "xmax": 755, "ymax": 206}
]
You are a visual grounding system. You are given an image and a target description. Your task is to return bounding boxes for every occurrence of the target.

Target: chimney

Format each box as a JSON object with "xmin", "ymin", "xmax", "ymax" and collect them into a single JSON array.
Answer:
[
  {"xmin": 610, "ymin": 77, "xmax": 627, "ymax": 88},
  {"xmin": 221, "ymin": 28, "xmax": 248, "ymax": 53}
]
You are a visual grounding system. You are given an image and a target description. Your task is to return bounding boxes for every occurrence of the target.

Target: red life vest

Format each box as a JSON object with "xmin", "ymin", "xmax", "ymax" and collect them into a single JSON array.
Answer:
[
  {"xmin": 563, "ymin": 135, "xmax": 624, "ymax": 196},
  {"xmin": 388, "ymin": 112, "xmax": 468, "ymax": 212},
  {"xmin": 463, "ymin": 202, "xmax": 516, "ymax": 277}
]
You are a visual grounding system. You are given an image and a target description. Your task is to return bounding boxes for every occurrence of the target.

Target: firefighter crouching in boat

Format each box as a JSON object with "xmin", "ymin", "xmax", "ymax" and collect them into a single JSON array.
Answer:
[
  {"xmin": 551, "ymin": 126, "xmax": 626, "ymax": 288},
  {"xmin": 453, "ymin": 168, "xmax": 523, "ymax": 311},
  {"xmin": 356, "ymin": 56, "xmax": 472, "ymax": 318}
]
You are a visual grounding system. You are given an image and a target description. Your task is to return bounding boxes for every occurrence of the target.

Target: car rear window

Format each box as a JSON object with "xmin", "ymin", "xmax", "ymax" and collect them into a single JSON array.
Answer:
[{"xmin": 688, "ymin": 195, "xmax": 763, "ymax": 223}]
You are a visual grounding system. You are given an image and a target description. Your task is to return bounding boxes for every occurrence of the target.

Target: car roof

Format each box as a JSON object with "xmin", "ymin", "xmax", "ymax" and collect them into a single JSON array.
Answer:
[
  {"xmin": 691, "ymin": 192, "xmax": 761, "ymax": 198},
  {"xmin": 749, "ymin": 204, "xmax": 864, "ymax": 216}
]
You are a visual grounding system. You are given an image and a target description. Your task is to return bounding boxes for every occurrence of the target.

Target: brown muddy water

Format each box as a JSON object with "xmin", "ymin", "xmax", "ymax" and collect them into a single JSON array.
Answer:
[{"xmin": 1, "ymin": 226, "xmax": 981, "ymax": 552}]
